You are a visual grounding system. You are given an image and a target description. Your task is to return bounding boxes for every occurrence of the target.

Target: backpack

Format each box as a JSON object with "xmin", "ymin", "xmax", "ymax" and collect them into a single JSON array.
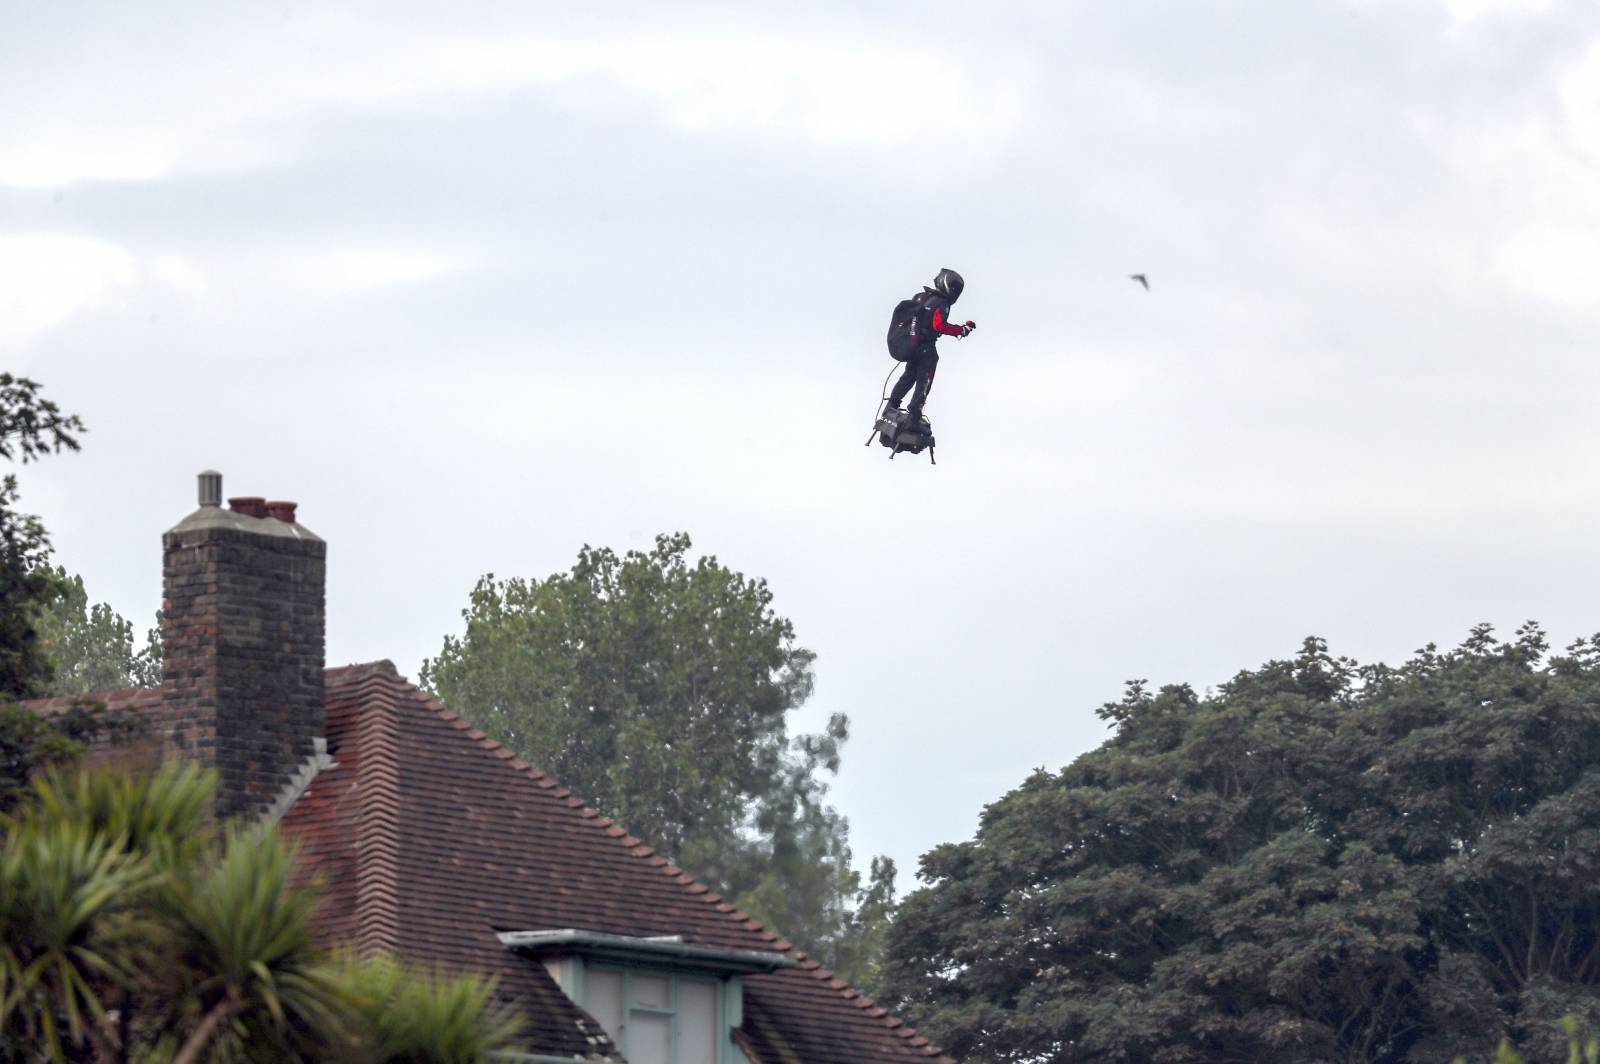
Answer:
[{"xmin": 885, "ymin": 291, "xmax": 945, "ymax": 361}]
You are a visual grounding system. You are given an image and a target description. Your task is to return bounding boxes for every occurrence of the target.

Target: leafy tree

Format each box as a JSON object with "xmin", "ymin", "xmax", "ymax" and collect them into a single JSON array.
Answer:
[
  {"xmin": 421, "ymin": 532, "xmax": 895, "ymax": 987},
  {"xmin": 0, "ymin": 376, "xmax": 86, "ymax": 465},
  {"xmin": 0, "ymin": 376, "xmax": 132, "ymax": 836},
  {"xmin": 0, "ymin": 475, "xmax": 61, "ymax": 701},
  {"xmin": 0, "ymin": 374, "xmax": 84, "ymax": 701},
  {"xmin": 1454, "ymin": 1017, "xmax": 1600, "ymax": 1064},
  {"xmin": 0, "ymin": 700, "xmax": 103, "ymax": 817},
  {"xmin": 35, "ymin": 567, "xmax": 161, "ymax": 695},
  {"xmin": 0, "ymin": 762, "xmax": 522, "ymax": 1063},
  {"xmin": 720, "ymin": 721, "xmax": 899, "ymax": 991},
  {"xmin": 881, "ymin": 626, "xmax": 1600, "ymax": 1064}
]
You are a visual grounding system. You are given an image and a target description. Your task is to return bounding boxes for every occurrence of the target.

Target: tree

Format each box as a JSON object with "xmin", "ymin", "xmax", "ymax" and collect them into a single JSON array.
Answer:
[
  {"xmin": 421, "ymin": 533, "xmax": 894, "ymax": 987},
  {"xmin": 0, "ymin": 699, "xmax": 103, "ymax": 817},
  {"xmin": 0, "ymin": 376, "xmax": 85, "ymax": 466},
  {"xmin": 881, "ymin": 626, "xmax": 1600, "ymax": 1064},
  {"xmin": 0, "ymin": 377, "xmax": 104, "ymax": 822},
  {"xmin": 0, "ymin": 762, "xmax": 521, "ymax": 1063},
  {"xmin": 0, "ymin": 373, "xmax": 85, "ymax": 700},
  {"xmin": 35, "ymin": 567, "xmax": 161, "ymax": 695}
]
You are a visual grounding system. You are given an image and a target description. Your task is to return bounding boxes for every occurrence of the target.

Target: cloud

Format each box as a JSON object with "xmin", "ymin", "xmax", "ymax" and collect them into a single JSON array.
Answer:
[
  {"xmin": 0, "ymin": 9, "xmax": 1028, "ymax": 190},
  {"xmin": 0, "ymin": 235, "xmax": 137, "ymax": 350},
  {"xmin": 1494, "ymin": 224, "xmax": 1600, "ymax": 311},
  {"xmin": 0, "ymin": 234, "xmax": 217, "ymax": 351},
  {"xmin": 1444, "ymin": 0, "xmax": 1553, "ymax": 20},
  {"xmin": 425, "ymin": 29, "xmax": 1028, "ymax": 152},
  {"xmin": 289, "ymin": 245, "xmax": 480, "ymax": 294},
  {"xmin": 1475, "ymin": 41, "xmax": 1600, "ymax": 311}
]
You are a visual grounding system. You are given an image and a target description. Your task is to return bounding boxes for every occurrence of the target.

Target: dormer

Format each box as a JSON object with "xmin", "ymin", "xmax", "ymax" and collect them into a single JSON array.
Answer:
[{"xmin": 499, "ymin": 930, "xmax": 796, "ymax": 1064}]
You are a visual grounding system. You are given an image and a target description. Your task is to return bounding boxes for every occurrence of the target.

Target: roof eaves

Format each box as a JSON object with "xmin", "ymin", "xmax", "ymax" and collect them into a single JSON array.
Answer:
[{"xmin": 498, "ymin": 929, "xmax": 799, "ymax": 975}]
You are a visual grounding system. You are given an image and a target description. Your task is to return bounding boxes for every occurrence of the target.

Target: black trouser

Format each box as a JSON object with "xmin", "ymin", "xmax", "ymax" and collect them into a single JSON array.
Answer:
[{"xmin": 888, "ymin": 345, "xmax": 939, "ymax": 419}]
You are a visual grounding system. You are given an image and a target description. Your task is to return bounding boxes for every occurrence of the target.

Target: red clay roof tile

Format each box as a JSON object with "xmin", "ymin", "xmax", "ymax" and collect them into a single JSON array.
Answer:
[{"xmin": 30, "ymin": 663, "xmax": 954, "ymax": 1062}]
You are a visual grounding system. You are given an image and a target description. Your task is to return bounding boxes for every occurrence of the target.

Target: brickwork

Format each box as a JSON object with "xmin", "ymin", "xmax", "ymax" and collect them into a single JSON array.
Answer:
[{"xmin": 161, "ymin": 517, "xmax": 326, "ymax": 821}]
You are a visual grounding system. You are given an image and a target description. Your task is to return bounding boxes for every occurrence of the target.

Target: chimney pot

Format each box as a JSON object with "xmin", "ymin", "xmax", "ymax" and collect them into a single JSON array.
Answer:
[
  {"xmin": 198, "ymin": 470, "xmax": 223, "ymax": 508},
  {"xmin": 266, "ymin": 501, "xmax": 298, "ymax": 524},
  {"xmin": 228, "ymin": 497, "xmax": 268, "ymax": 519}
]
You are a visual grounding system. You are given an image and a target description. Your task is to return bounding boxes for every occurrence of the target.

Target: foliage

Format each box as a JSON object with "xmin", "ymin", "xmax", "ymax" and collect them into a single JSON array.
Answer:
[
  {"xmin": 0, "ymin": 374, "xmax": 85, "ymax": 701},
  {"xmin": 0, "ymin": 476, "xmax": 61, "ymax": 700},
  {"xmin": 0, "ymin": 763, "xmax": 526, "ymax": 1063},
  {"xmin": 0, "ymin": 700, "xmax": 105, "ymax": 817},
  {"xmin": 1457, "ymin": 1017, "xmax": 1600, "ymax": 1064},
  {"xmin": 337, "ymin": 953, "xmax": 523, "ymax": 1063},
  {"xmin": 27, "ymin": 760, "xmax": 211, "ymax": 872},
  {"xmin": 882, "ymin": 626, "xmax": 1600, "ymax": 1064},
  {"xmin": 0, "ymin": 813, "xmax": 159, "ymax": 1059},
  {"xmin": 149, "ymin": 824, "xmax": 350, "ymax": 1063},
  {"xmin": 421, "ymin": 532, "xmax": 895, "ymax": 988},
  {"xmin": 0, "ymin": 376, "xmax": 85, "ymax": 465},
  {"xmin": 35, "ymin": 567, "xmax": 162, "ymax": 696},
  {"xmin": 719, "ymin": 721, "xmax": 899, "ymax": 991}
]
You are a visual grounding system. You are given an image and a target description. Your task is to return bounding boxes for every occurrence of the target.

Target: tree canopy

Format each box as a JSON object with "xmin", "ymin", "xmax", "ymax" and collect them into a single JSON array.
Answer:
[
  {"xmin": 0, "ymin": 374, "xmax": 85, "ymax": 700},
  {"xmin": 420, "ymin": 532, "xmax": 894, "ymax": 987},
  {"xmin": 34, "ymin": 567, "xmax": 161, "ymax": 696},
  {"xmin": 881, "ymin": 626, "xmax": 1600, "ymax": 1064}
]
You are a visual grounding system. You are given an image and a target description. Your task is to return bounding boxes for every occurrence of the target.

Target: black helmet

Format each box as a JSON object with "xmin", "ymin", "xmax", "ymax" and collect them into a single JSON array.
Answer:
[{"xmin": 932, "ymin": 267, "xmax": 964, "ymax": 304}]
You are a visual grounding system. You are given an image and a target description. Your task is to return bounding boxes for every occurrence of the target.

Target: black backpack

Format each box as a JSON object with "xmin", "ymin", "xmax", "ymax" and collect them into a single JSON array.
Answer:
[{"xmin": 885, "ymin": 291, "xmax": 944, "ymax": 361}]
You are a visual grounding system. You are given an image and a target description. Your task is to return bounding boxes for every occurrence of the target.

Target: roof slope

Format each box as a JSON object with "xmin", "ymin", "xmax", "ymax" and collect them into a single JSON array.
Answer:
[
  {"xmin": 282, "ymin": 661, "xmax": 954, "ymax": 1063},
  {"xmin": 27, "ymin": 688, "xmax": 165, "ymax": 717}
]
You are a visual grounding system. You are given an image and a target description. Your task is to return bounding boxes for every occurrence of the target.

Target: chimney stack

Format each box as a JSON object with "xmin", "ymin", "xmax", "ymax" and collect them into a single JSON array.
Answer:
[{"xmin": 162, "ymin": 471, "xmax": 326, "ymax": 820}]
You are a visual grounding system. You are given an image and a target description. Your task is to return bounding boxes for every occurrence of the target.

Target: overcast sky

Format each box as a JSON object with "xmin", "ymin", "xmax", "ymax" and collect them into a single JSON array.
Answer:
[{"xmin": 9, "ymin": 0, "xmax": 1600, "ymax": 889}]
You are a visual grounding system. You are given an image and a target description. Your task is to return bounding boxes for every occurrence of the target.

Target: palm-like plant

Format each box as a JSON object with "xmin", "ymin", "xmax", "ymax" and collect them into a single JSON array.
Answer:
[
  {"xmin": 3, "ymin": 761, "xmax": 217, "ymax": 1061},
  {"xmin": 336, "ymin": 953, "xmax": 523, "ymax": 1063},
  {"xmin": 151, "ymin": 826, "xmax": 347, "ymax": 1063},
  {"xmin": 30, "ymin": 760, "xmax": 213, "ymax": 872},
  {"xmin": 3, "ymin": 762, "xmax": 528, "ymax": 1063},
  {"xmin": 0, "ymin": 815, "xmax": 157, "ymax": 1061}
]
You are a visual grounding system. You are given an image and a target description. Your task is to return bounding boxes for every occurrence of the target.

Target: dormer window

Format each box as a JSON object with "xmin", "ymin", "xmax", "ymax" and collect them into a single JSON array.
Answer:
[
  {"xmin": 499, "ymin": 930, "xmax": 795, "ymax": 1064},
  {"xmin": 582, "ymin": 967, "xmax": 719, "ymax": 1063}
]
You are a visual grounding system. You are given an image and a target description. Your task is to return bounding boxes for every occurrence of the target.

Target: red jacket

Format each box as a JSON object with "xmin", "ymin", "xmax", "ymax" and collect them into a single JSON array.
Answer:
[{"xmin": 930, "ymin": 305, "xmax": 965, "ymax": 337}]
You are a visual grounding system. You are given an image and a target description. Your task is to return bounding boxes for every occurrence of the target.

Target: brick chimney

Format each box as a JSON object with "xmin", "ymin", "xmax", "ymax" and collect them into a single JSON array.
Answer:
[{"xmin": 161, "ymin": 471, "xmax": 326, "ymax": 820}]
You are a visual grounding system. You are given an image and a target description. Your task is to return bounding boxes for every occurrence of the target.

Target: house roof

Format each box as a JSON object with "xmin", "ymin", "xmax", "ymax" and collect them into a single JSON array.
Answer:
[
  {"xmin": 282, "ymin": 662, "xmax": 954, "ymax": 1063},
  {"xmin": 30, "ymin": 667, "xmax": 954, "ymax": 1062},
  {"xmin": 28, "ymin": 688, "xmax": 165, "ymax": 716}
]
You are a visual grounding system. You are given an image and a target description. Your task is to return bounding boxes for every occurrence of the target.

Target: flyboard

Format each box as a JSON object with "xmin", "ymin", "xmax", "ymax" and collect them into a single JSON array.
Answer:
[{"xmin": 864, "ymin": 404, "xmax": 936, "ymax": 464}]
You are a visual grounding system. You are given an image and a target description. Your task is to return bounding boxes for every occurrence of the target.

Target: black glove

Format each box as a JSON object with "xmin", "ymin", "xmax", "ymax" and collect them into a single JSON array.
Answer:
[{"xmin": 959, "ymin": 321, "xmax": 976, "ymax": 338}]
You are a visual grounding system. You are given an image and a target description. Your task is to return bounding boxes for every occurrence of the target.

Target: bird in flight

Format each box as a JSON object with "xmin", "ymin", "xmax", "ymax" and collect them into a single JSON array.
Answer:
[{"xmin": 1130, "ymin": 273, "xmax": 1149, "ymax": 291}]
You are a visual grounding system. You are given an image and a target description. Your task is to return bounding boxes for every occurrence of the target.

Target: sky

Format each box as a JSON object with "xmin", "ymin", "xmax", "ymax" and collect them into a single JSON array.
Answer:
[{"xmin": 8, "ymin": 0, "xmax": 1600, "ymax": 892}]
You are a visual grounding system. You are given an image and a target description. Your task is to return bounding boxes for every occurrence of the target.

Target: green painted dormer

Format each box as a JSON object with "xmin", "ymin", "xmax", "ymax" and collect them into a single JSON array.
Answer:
[{"xmin": 500, "ymin": 930, "xmax": 796, "ymax": 1064}]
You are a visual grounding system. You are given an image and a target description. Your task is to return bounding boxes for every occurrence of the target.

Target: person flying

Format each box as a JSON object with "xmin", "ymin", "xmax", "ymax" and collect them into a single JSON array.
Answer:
[{"xmin": 883, "ymin": 267, "xmax": 975, "ymax": 428}]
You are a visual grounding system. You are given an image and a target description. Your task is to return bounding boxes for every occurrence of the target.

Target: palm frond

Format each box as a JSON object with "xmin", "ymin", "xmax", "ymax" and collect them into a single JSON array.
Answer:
[{"xmin": 335, "ymin": 952, "xmax": 524, "ymax": 1062}]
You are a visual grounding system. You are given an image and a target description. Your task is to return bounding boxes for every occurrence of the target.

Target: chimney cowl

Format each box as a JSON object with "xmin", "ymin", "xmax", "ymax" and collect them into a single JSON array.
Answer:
[
  {"xmin": 198, "ymin": 470, "xmax": 223, "ymax": 508},
  {"xmin": 228, "ymin": 497, "xmax": 268, "ymax": 519},
  {"xmin": 266, "ymin": 501, "xmax": 298, "ymax": 524}
]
